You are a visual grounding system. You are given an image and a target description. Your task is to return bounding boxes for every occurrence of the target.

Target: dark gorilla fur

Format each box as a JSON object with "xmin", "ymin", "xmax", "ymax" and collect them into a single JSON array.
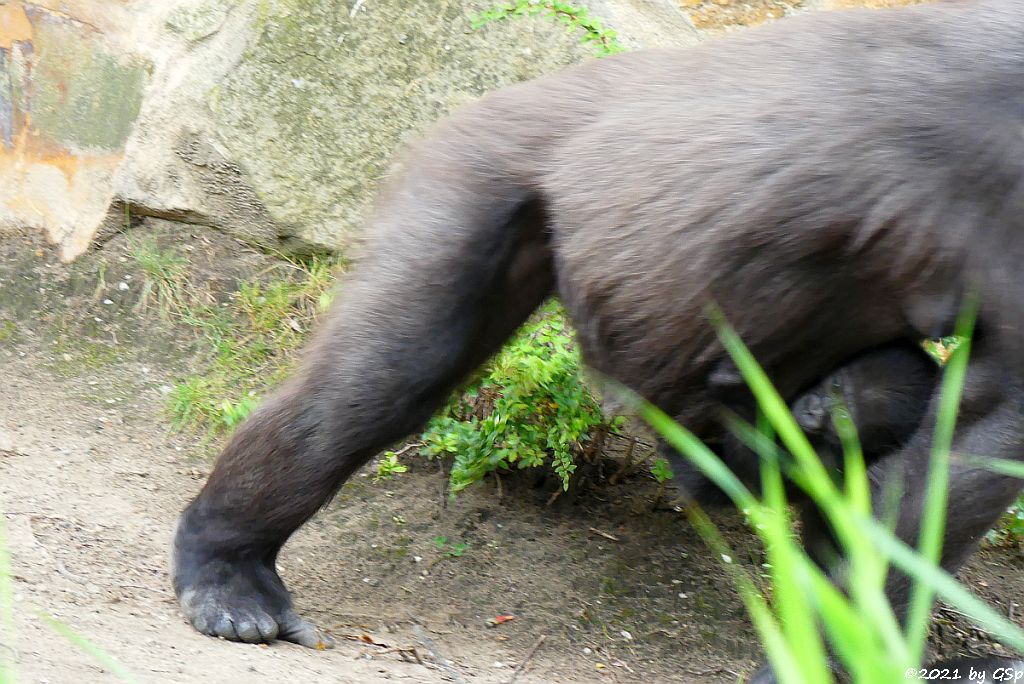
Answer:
[
  {"xmin": 672, "ymin": 342, "xmax": 940, "ymax": 507},
  {"xmin": 173, "ymin": 0, "xmax": 1024, "ymax": 676}
]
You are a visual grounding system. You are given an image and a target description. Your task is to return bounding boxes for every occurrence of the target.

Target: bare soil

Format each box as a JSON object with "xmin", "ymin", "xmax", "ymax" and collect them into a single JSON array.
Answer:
[{"xmin": 0, "ymin": 226, "xmax": 1020, "ymax": 684}]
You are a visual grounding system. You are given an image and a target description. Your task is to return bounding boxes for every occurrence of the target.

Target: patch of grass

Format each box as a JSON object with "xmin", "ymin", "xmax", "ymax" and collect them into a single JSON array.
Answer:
[
  {"xmin": 46, "ymin": 338, "xmax": 119, "ymax": 378},
  {"xmin": 130, "ymin": 238, "xmax": 190, "ymax": 318},
  {"xmin": 124, "ymin": 241, "xmax": 342, "ymax": 435},
  {"xmin": 165, "ymin": 255, "xmax": 341, "ymax": 434}
]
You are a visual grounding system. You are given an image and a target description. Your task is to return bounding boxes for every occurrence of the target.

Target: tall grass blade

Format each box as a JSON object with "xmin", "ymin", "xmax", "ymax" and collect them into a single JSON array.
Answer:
[
  {"xmin": 713, "ymin": 310, "xmax": 908, "ymax": 664},
  {"xmin": 967, "ymin": 458, "xmax": 1024, "ymax": 479},
  {"xmin": 38, "ymin": 613, "xmax": 138, "ymax": 684},
  {"xmin": 863, "ymin": 516, "xmax": 1024, "ymax": 653},
  {"xmin": 906, "ymin": 297, "xmax": 976, "ymax": 659}
]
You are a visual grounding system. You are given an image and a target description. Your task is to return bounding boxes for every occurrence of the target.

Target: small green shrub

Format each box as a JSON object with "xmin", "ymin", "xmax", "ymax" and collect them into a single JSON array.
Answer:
[
  {"xmin": 650, "ymin": 457, "xmax": 674, "ymax": 484},
  {"xmin": 989, "ymin": 504, "xmax": 1024, "ymax": 546},
  {"xmin": 433, "ymin": 536, "xmax": 470, "ymax": 558},
  {"xmin": 386, "ymin": 300, "xmax": 622, "ymax": 493},
  {"xmin": 375, "ymin": 451, "xmax": 409, "ymax": 480}
]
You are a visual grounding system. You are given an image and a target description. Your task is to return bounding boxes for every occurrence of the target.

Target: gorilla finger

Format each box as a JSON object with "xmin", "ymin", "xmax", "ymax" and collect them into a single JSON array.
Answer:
[
  {"xmin": 211, "ymin": 614, "xmax": 241, "ymax": 641},
  {"xmin": 234, "ymin": 614, "xmax": 273, "ymax": 643},
  {"xmin": 255, "ymin": 614, "xmax": 279, "ymax": 642},
  {"xmin": 278, "ymin": 613, "xmax": 334, "ymax": 650}
]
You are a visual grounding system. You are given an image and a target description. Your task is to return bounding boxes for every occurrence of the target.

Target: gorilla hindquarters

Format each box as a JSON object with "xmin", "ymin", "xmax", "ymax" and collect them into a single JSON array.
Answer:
[{"xmin": 173, "ymin": 0, "xmax": 1024, "ymax": 672}]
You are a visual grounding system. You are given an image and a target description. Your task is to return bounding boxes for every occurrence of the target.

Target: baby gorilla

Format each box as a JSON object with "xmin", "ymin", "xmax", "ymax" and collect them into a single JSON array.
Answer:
[{"xmin": 670, "ymin": 342, "xmax": 940, "ymax": 507}]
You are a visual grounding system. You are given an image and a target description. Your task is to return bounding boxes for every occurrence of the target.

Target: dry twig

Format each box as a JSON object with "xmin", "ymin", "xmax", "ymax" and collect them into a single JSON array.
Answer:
[
  {"xmin": 588, "ymin": 526, "xmax": 620, "ymax": 542},
  {"xmin": 508, "ymin": 634, "xmax": 546, "ymax": 684},
  {"xmin": 406, "ymin": 613, "xmax": 464, "ymax": 682}
]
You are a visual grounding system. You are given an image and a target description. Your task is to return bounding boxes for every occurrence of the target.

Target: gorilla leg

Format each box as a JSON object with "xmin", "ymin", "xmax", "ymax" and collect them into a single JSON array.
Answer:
[
  {"xmin": 867, "ymin": 336, "xmax": 1024, "ymax": 616},
  {"xmin": 173, "ymin": 190, "xmax": 554, "ymax": 645}
]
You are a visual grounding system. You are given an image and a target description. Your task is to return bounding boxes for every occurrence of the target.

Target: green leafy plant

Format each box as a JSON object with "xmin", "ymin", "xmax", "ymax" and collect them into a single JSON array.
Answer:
[
  {"xmin": 433, "ymin": 536, "xmax": 469, "ymax": 558},
  {"xmin": 989, "ymin": 504, "xmax": 1024, "ymax": 546},
  {"xmin": 147, "ymin": 247, "xmax": 616, "ymax": 495},
  {"xmin": 473, "ymin": 1, "xmax": 626, "ymax": 57},
  {"xmin": 651, "ymin": 456, "xmax": 674, "ymax": 484},
  {"xmin": 922, "ymin": 335, "xmax": 1022, "ymax": 544},
  {"xmin": 626, "ymin": 302, "xmax": 1024, "ymax": 683},
  {"xmin": 376, "ymin": 451, "xmax": 410, "ymax": 480},
  {"xmin": 399, "ymin": 300, "xmax": 622, "ymax": 494}
]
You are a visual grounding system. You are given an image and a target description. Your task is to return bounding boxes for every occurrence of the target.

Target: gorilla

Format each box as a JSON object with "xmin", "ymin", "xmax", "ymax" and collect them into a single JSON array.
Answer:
[{"xmin": 173, "ymin": 0, "xmax": 1024, "ymax": 678}]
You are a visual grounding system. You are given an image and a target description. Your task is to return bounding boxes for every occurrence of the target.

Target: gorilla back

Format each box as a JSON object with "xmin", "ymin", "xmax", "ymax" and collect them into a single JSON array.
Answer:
[{"xmin": 173, "ymin": 0, "xmax": 1024, "ymax": 664}]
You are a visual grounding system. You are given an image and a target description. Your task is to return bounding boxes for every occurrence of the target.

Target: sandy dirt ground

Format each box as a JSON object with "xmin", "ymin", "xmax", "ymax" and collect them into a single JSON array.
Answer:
[
  {"xmin": 0, "ymin": 349, "xmax": 759, "ymax": 684},
  {"xmin": 0, "ymin": 229, "xmax": 1020, "ymax": 684}
]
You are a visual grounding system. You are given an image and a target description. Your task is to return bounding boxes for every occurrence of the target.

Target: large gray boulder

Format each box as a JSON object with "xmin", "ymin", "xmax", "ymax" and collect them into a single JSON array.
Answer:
[{"xmin": 1, "ymin": 0, "xmax": 908, "ymax": 260}]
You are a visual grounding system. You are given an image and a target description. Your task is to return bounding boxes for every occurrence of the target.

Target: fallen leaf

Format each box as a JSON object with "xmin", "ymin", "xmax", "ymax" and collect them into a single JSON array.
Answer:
[{"xmin": 487, "ymin": 614, "xmax": 515, "ymax": 627}]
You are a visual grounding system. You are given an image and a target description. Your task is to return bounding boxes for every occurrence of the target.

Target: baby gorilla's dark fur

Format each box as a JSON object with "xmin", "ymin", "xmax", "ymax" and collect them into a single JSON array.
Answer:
[
  {"xmin": 173, "ymin": 1, "xmax": 1024, "ymax": 678},
  {"xmin": 673, "ymin": 342, "xmax": 939, "ymax": 507}
]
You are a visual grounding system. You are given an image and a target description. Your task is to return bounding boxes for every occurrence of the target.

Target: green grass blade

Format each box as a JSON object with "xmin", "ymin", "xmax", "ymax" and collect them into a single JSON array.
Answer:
[
  {"xmin": 757, "ymin": 435, "xmax": 832, "ymax": 683},
  {"xmin": 638, "ymin": 398, "xmax": 831, "ymax": 682},
  {"xmin": 829, "ymin": 401, "xmax": 907, "ymax": 664},
  {"xmin": 637, "ymin": 401, "xmax": 759, "ymax": 511},
  {"xmin": 712, "ymin": 311, "xmax": 874, "ymax": 565},
  {"xmin": 863, "ymin": 516, "xmax": 1024, "ymax": 653},
  {"xmin": 966, "ymin": 457, "xmax": 1024, "ymax": 479},
  {"xmin": 38, "ymin": 613, "xmax": 138, "ymax": 683},
  {"xmin": 709, "ymin": 308, "xmax": 839, "ymax": 501},
  {"xmin": 832, "ymin": 403, "xmax": 870, "ymax": 517},
  {"xmin": 906, "ymin": 297, "xmax": 976, "ymax": 660},
  {"xmin": 805, "ymin": 569, "xmax": 906, "ymax": 683},
  {"xmin": 682, "ymin": 499, "xmax": 808, "ymax": 684},
  {"xmin": 712, "ymin": 310, "xmax": 909, "ymax": 663}
]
